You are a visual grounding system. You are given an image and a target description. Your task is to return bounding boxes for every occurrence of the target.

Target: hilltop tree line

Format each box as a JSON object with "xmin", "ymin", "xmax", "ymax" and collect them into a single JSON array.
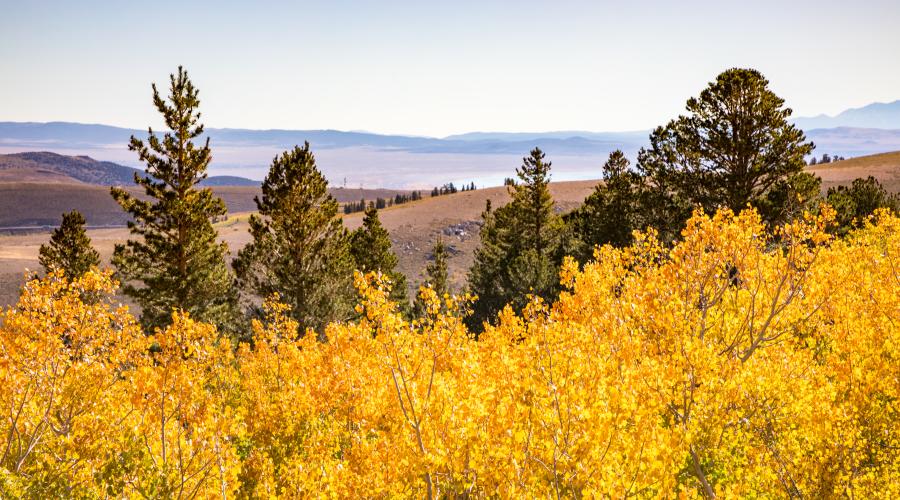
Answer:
[
  {"xmin": 431, "ymin": 181, "xmax": 477, "ymax": 197},
  {"xmin": 342, "ymin": 191, "xmax": 424, "ymax": 215},
  {"xmin": 808, "ymin": 153, "xmax": 847, "ymax": 165},
  {"xmin": 342, "ymin": 182, "xmax": 480, "ymax": 217},
  {"xmin": 41, "ymin": 67, "xmax": 899, "ymax": 338}
]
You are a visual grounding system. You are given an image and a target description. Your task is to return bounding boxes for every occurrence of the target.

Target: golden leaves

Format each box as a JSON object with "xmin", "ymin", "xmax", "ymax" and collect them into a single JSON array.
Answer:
[{"xmin": 1, "ymin": 209, "xmax": 899, "ymax": 497}]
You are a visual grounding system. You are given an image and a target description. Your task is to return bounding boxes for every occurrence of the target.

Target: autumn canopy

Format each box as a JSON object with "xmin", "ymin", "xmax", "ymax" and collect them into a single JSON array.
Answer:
[{"xmin": 1, "ymin": 207, "xmax": 899, "ymax": 497}]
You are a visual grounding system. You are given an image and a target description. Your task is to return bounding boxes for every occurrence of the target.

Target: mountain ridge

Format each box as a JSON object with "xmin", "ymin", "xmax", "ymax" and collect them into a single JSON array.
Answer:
[
  {"xmin": 792, "ymin": 100, "xmax": 900, "ymax": 130},
  {"xmin": 4, "ymin": 101, "xmax": 900, "ymax": 188},
  {"xmin": 0, "ymin": 151, "xmax": 259, "ymax": 187}
]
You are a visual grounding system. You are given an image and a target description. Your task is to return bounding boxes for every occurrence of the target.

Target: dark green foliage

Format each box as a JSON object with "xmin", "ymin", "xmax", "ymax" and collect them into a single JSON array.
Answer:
[
  {"xmin": 350, "ymin": 205, "xmax": 409, "ymax": 309},
  {"xmin": 825, "ymin": 176, "xmax": 900, "ymax": 235},
  {"xmin": 431, "ymin": 183, "xmax": 461, "ymax": 197},
  {"xmin": 344, "ymin": 198, "xmax": 367, "ymax": 215},
  {"xmin": 398, "ymin": 191, "xmax": 422, "ymax": 203},
  {"xmin": 565, "ymin": 150, "xmax": 648, "ymax": 260},
  {"xmin": 468, "ymin": 148, "xmax": 569, "ymax": 330},
  {"xmin": 757, "ymin": 172, "xmax": 823, "ymax": 228},
  {"xmin": 637, "ymin": 68, "xmax": 816, "ymax": 231},
  {"xmin": 110, "ymin": 67, "xmax": 240, "ymax": 333},
  {"xmin": 233, "ymin": 143, "xmax": 354, "ymax": 338},
  {"xmin": 38, "ymin": 210, "xmax": 100, "ymax": 277},
  {"xmin": 413, "ymin": 237, "xmax": 451, "ymax": 317},
  {"xmin": 424, "ymin": 237, "xmax": 450, "ymax": 297}
]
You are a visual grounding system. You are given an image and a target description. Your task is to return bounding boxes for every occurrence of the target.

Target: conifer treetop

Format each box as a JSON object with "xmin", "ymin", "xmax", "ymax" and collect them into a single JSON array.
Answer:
[{"xmin": 38, "ymin": 210, "xmax": 100, "ymax": 277}]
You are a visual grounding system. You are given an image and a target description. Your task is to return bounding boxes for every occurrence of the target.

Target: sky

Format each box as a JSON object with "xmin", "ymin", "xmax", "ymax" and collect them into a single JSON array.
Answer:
[{"xmin": 2, "ymin": 0, "xmax": 899, "ymax": 137}]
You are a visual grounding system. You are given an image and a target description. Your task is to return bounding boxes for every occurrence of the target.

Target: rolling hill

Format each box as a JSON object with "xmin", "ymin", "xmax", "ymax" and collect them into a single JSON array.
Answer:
[
  {"xmin": 0, "ymin": 183, "xmax": 415, "ymax": 230},
  {"xmin": 808, "ymin": 150, "xmax": 900, "ymax": 193},
  {"xmin": 0, "ymin": 151, "xmax": 258, "ymax": 186}
]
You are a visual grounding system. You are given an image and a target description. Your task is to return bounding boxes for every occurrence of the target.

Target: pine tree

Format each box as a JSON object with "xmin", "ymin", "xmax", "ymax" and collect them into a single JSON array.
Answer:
[
  {"xmin": 413, "ymin": 236, "xmax": 451, "ymax": 316},
  {"xmin": 757, "ymin": 172, "xmax": 823, "ymax": 229},
  {"xmin": 566, "ymin": 150, "xmax": 646, "ymax": 260},
  {"xmin": 233, "ymin": 143, "xmax": 354, "ymax": 337},
  {"xmin": 349, "ymin": 205, "xmax": 409, "ymax": 309},
  {"xmin": 468, "ymin": 148, "xmax": 567, "ymax": 330},
  {"xmin": 826, "ymin": 176, "xmax": 900, "ymax": 236},
  {"xmin": 424, "ymin": 237, "xmax": 449, "ymax": 297},
  {"xmin": 637, "ymin": 68, "xmax": 816, "ymax": 231},
  {"xmin": 39, "ymin": 210, "xmax": 100, "ymax": 277},
  {"xmin": 513, "ymin": 148, "xmax": 556, "ymax": 255},
  {"xmin": 110, "ymin": 67, "xmax": 240, "ymax": 333}
]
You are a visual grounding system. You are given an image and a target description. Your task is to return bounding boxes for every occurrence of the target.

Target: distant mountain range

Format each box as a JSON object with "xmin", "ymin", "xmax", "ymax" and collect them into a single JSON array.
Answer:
[
  {"xmin": 0, "ymin": 152, "xmax": 259, "ymax": 187},
  {"xmin": 792, "ymin": 100, "xmax": 900, "ymax": 130},
  {"xmin": 0, "ymin": 122, "xmax": 650, "ymax": 156},
  {"xmin": 2, "ymin": 99, "xmax": 900, "ymax": 188}
]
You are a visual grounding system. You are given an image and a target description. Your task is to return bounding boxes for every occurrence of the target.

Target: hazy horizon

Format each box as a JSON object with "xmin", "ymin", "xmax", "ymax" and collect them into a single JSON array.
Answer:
[{"xmin": 3, "ymin": 0, "xmax": 900, "ymax": 137}]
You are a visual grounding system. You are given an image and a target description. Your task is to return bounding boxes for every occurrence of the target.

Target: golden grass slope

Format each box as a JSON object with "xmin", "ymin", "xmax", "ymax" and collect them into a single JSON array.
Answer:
[{"xmin": 809, "ymin": 150, "xmax": 900, "ymax": 192}]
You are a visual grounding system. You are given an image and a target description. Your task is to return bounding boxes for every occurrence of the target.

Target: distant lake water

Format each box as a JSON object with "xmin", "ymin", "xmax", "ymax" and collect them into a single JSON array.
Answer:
[{"xmin": 1, "ymin": 144, "xmax": 617, "ymax": 189}]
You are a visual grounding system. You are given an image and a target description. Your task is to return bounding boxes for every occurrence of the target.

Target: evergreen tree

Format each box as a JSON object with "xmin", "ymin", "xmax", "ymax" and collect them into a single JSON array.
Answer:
[
  {"xmin": 110, "ymin": 67, "xmax": 240, "ymax": 333},
  {"xmin": 468, "ymin": 148, "xmax": 567, "ymax": 330},
  {"xmin": 637, "ymin": 68, "xmax": 815, "ymax": 232},
  {"xmin": 413, "ymin": 236, "xmax": 451, "ymax": 316},
  {"xmin": 38, "ymin": 210, "xmax": 100, "ymax": 277},
  {"xmin": 757, "ymin": 172, "xmax": 823, "ymax": 228},
  {"xmin": 424, "ymin": 237, "xmax": 449, "ymax": 297},
  {"xmin": 826, "ymin": 176, "xmax": 900, "ymax": 236},
  {"xmin": 566, "ymin": 150, "xmax": 646, "ymax": 260},
  {"xmin": 233, "ymin": 143, "xmax": 354, "ymax": 337},
  {"xmin": 349, "ymin": 205, "xmax": 409, "ymax": 309}
]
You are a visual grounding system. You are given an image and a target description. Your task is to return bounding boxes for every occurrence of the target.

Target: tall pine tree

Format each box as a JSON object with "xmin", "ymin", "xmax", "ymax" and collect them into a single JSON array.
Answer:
[
  {"xmin": 39, "ymin": 210, "xmax": 100, "ymax": 277},
  {"xmin": 637, "ymin": 68, "xmax": 816, "ymax": 233},
  {"xmin": 111, "ymin": 67, "xmax": 240, "ymax": 333},
  {"xmin": 468, "ymin": 148, "xmax": 567, "ymax": 330},
  {"xmin": 349, "ymin": 205, "xmax": 409, "ymax": 309},
  {"xmin": 233, "ymin": 143, "xmax": 354, "ymax": 338}
]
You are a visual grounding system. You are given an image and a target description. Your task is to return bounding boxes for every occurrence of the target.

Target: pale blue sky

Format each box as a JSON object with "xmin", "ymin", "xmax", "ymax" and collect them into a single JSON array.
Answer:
[{"xmin": 2, "ymin": 0, "xmax": 899, "ymax": 136}]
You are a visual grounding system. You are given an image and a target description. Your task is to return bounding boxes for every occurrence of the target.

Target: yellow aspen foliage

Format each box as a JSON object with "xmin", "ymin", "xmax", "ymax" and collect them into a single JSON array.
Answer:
[
  {"xmin": 1, "ymin": 208, "xmax": 899, "ymax": 497},
  {"xmin": 0, "ymin": 271, "xmax": 144, "ymax": 497}
]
